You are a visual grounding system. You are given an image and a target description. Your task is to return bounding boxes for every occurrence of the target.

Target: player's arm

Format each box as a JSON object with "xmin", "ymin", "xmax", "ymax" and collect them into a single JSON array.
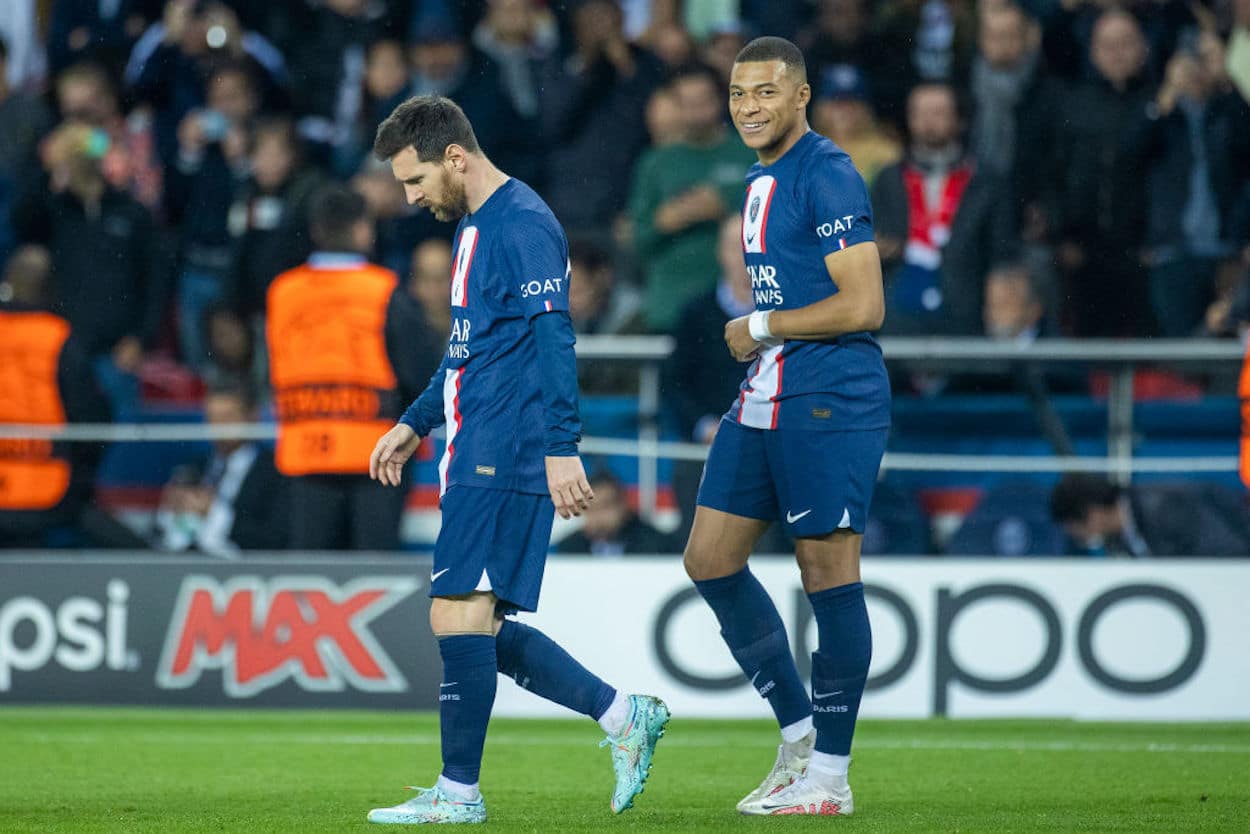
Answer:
[
  {"xmin": 531, "ymin": 311, "xmax": 594, "ymax": 519},
  {"xmin": 767, "ymin": 243, "xmax": 885, "ymax": 339},
  {"xmin": 511, "ymin": 214, "xmax": 594, "ymax": 519},
  {"xmin": 370, "ymin": 355, "xmax": 448, "ymax": 486}
]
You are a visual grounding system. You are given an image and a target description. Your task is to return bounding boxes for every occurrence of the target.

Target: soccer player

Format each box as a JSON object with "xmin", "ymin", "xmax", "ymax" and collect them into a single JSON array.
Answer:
[
  {"xmin": 683, "ymin": 37, "xmax": 890, "ymax": 816},
  {"xmin": 364, "ymin": 96, "xmax": 669, "ymax": 825}
]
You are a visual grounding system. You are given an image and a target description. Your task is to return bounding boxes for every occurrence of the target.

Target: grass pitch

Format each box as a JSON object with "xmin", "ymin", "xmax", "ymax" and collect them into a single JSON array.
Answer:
[{"xmin": 1, "ymin": 708, "xmax": 1247, "ymax": 832}]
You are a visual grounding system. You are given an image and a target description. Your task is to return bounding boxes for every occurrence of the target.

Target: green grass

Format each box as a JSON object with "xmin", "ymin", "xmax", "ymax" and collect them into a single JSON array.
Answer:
[{"xmin": 1, "ymin": 708, "xmax": 1248, "ymax": 832}]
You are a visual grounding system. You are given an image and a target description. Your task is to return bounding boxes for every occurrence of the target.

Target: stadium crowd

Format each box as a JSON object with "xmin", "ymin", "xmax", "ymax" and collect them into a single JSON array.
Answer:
[{"xmin": 2, "ymin": 0, "xmax": 1250, "ymax": 554}]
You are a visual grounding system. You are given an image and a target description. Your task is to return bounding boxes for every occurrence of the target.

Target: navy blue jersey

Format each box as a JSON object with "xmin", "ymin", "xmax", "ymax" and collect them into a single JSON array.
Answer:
[
  {"xmin": 436, "ymin": 178, "xmax": 573, "ymax": 494},
  {"xmin": 725, "ymin": 131, "xmax": 891, "ymax": 431}
]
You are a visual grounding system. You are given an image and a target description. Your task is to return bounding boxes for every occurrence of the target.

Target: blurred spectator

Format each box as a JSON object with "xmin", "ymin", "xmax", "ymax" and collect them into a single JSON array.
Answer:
[
  {"xmin": 333, "ymin": 39, "xmax": 411, "ymax": 177},
  {"xmin": 266, "ymin": 185, "xmax": 437, "ymax": 550},
  {"xmin": 970, "ymin": 2, "xmax": 1063, "ymax": 217},
  {"xmin": 124, "ymin": 0, "xmax": 287, "ymax": 167},
  {"xmin": 202, "ymin": 304, "xmax": 265, "ymax": 394},
  {"xmin": 165, "ymin": 60, "xmax": 259, "ymax": 370},
  {"xmin": 48, "ymin": 0, "xmax": 151, "ymax": 78},
  {"xmin": 1052, "ymin": 8, "xmax": 1153, "ymax": 336},
  {"xmin": 0, "ymin": 0, "xmax": 46, "ymax": 90},
  {"xmin": 541, "ymin": 0, "xmax": 664, "ymax": 236},
  {"xmin": 14, "ymin": 122, "xmax": 170, "ymax": 406},
  {"xmin": 408, "ymin": 237, "xmax": 453, "ymax": 341},
  {"xmin": 282, "ymin": 0, "xmax": 385, "ymax": 167},
  {"xmin": 644, "ymin": 20, "xmax": 696, "ymax": 68},
  {"xmin": 410, "ymin": 18, "xmax": 518, "ymax": 182},
  {"xmin": 629, "ymin": 62, "xmax": 753, "ymax": 332},
  {"xmin": 472, "ymin": 0, "xmax": 559, "ymax": 185},
  {"xmin": 227, "ymin": 117, "xmax": 324, "ymax": 322},
  {"xmin": 1123, "ymin": 29, "xmax": 1250, "ymax": 337},
  {"xmin": 569, "ymin": 236, "xmax": 643, "ymax": 336},
  {"xmin": 0, "ymin": 37, "xmax": 53, "ymax": 263},
  {"xmin": 872, "ymin": 82, "xmax": 1016, "ymax": 336},
  {"xmin": 568, "ymin": 236, "xmax": 643, "ymax": 393},
  {"xmin": 663, "ymin": 213, "xmax": 753, "ymax": 446},
  {"xmin": 0, "ymin": 245, "xmax": 145, "ymax": 549},
  {"xmin": 644, "ymin": 85, "xmax": 685, "ymax": 147},
  {"xmin": 154, "ymin": 377, "xmax": 287, "ymax": 555},
  {"xmin": 1050, "ymin": 474, "xmax": 1250, "ymax": 557},
  {"xmin": 55, "ymin": 62, "xmax": 162, "ymax": 211},
  {"xmin": 558, "ymin": 469, "xmax": 677, "ymax": 555},
  {"xmin": 875, "ymin": 0, "xmax": 977, "ymax": 127},
  {"xmin": 983, "ymin": 262, "xmax": 1044, "ymax": 344},
  {"xmin": 799, "ymin": 0, "xmax": 902, "ymax": 124},
  {"xmin": 1230, "ymin": 0, "xmax": 1250, "ymax": 102},
  {"xmin": 699, "ymin": 22, "xmax": 747, "ymax": 87},
  {"xmin": 810, "ymin": 63, "xmax": 901, "ymax": 188}
]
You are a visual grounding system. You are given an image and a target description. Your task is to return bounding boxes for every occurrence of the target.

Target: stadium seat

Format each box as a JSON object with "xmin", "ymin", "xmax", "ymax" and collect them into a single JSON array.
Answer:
[
  {"xmin": 862, "ymin": 480, "xmax": 932, "ymax": 556},
  {"xmin": 944, "ymin": 480, "xmax": 1066, "ymax": 556}
]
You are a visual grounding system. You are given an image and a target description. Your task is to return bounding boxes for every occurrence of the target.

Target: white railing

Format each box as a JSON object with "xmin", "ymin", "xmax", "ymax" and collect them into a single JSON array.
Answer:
[{"xmin": 0, "ymin": 337, "xmax": 1242, "ymax": 519}]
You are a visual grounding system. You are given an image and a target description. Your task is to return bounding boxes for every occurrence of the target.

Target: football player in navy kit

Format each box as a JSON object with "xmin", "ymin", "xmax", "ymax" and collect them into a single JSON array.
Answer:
[{"xmin": 683, "ymin": 37, "xmax": 890, "ymax": 816}]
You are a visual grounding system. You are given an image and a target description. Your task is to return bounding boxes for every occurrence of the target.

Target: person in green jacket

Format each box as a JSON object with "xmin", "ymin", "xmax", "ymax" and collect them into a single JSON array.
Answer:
[{"xmin": 629, "ymin": 62, "xmax": 756, "ymax": 332}]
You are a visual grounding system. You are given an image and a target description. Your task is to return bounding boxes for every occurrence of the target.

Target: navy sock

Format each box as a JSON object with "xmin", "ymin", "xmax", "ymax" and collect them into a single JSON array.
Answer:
[
  {"xmin": 495, "ymin": 619, "xmax": 616, "ymax": 719},
  {"xmin": 694, "ymin": 567, "xmax": 811, "ymax": 728},
  {"xmin": 438, "ymin": 635, "xmax": 497, "ymax": 784},
  {"xmin": 808, "ymin": 582, "xmax": 872, "ymax": 756}
]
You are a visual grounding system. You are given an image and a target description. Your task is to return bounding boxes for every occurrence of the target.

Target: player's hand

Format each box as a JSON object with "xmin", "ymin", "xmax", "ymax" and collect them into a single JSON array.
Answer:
[
  {"xmin": 546, "ymin": 455, "xmax": 594, "ymax": 519},
  {"xmin": 370, "ymin": 423, "xmax": 420, "ymax": 487},
  {"xmin": 724, "ymin": 315, "xmax": 763, "ymax": 362}
]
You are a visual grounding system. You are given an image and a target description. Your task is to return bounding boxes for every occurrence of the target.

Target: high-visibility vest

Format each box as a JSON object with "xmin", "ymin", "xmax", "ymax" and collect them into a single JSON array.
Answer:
[
  {"xmin": 0, "ymin": 311, "xmax": 72, "ymax": 510},
  {"xmin": 1241, "ymin": 341, "xmax": 1250, "ymax": 489},
  {"xmin": 267, "ymin": 261, "xmax": 400, "ymax": 476}
]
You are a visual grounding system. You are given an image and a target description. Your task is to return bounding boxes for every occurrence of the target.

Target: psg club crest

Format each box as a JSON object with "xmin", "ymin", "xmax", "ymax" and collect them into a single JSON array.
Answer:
[{"xmin": 749, "ymin": 195, "xmax": 761, "ymax": 223}]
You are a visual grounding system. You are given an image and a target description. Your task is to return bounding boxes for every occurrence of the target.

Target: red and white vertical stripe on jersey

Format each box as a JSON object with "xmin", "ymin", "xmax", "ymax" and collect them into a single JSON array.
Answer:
[
  {"xmin": 450, "ymin": 227, "xmax": 480, "ymax": 308},
  {"xmin": 737, "ymin": 344, "xmax": 785, "ymax": 429},
  {"xmin": 438, "ymin": 367, "xmax": 463, "ymax": 496},
  {"xmin": 742, "ymin": 175, "xmax": 777, "ymax": 254}
]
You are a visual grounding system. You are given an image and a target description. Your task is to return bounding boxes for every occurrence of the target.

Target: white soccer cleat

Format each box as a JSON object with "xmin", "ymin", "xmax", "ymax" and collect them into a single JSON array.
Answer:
[
  {"xmin": 748, "ymin": 772, "xmax": 854, "ymax": 816},
  {"xmin": 735, "ymin": 728, "xmax": 815, "ymax": 814}
]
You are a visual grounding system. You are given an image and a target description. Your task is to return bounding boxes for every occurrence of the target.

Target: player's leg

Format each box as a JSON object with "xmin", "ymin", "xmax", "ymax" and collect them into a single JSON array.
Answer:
[
  {"xmin": 494, "ymin": 615, "xmax": 669, "ymax": 813},
  {"xmin": 684, "ymin": 420, "xmax": 815, "ymax": 810},
  {"xmin": 486, "ymin": 489, "xmax": 668, "ymax": 813},
  {"xmin": 368, "ymin": 591, "xmax": 494, "ymax": 825},
  {"xmin": 749, "ymin": 427, "xmax": 886, "ymax": 816}
]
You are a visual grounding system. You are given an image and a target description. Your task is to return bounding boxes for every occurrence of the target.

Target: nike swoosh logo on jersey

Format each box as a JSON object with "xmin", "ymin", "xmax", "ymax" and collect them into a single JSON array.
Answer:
[
  {"xmin": 813, "ymin": 690, "xmax": 843, "ymax": 699},
  {"xmin": 440, "ymin": 682, "xmax": 457, "ymax": 688},
  {"xmin": 786, "ymin": 509, "xmax": 813, "ymax": 523},
  {"xmin": 431, "ymin": 568, "xmax": 450, "ymax": 582},
  {"xmin": 746, "ymin": 233, "xmax": 757, "ymax": 244}
]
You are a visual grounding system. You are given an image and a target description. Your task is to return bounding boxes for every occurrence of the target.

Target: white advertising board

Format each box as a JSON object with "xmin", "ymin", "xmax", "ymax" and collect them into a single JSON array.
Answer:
[{"xmin": 492, "ymin": 559, "xmax": 1250, "ymax": 720}]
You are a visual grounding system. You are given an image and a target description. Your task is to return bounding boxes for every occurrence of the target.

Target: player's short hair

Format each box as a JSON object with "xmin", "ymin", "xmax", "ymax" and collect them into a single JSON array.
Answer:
[
  {"xmin": 308, "ymin": 184, "xmax": 368, "ymax": 251},
  {"xmin": 373, "ymin": 95, "xmax": 481, "ymax": 162},
  {"xmin": 733, "ymin": 36, "xmax": 807, "ymax": 83},
  {"xmin": 1049, "ymin": 475, "xmax": 1121, "ymax": 524}
]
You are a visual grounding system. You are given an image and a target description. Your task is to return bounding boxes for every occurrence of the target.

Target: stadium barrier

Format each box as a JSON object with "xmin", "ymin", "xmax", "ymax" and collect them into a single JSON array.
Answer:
[{"xmin": 2, "ymin": 554, "xmax": 1246, "ymax": 720}]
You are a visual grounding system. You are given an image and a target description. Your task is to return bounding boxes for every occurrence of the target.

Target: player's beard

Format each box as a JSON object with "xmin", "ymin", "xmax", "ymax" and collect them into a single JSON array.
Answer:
[{"xmin": 431, "ymin": 174, "xmax": 470, "ymax": 222}]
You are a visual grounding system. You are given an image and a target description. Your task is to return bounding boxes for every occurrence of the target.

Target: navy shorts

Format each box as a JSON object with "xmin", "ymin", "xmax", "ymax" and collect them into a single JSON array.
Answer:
[
  {"xmin": 431, "ymin": 485, "xmax": 554, "ymax": 613},
  {"xmin": 696, "ymin": 419, "xmax": 888, "ymax": 538}
]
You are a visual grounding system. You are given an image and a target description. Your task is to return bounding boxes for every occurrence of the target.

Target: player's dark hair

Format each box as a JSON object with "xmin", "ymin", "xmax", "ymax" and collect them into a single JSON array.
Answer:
[
  {"xmin": 373, "ymin": 95, "xmax": 481, "ymax": 162},
  {"xmin": 734, "ymin": 36, "xmax": 807, "ymax": 83},
  {"xmin": 666, "ymin": 61, "xmax": 722, "ymax": 91},
  {"xmin": 1049, "ymin": 475, "xmax": 1121, "ymax": 524},
  {"xmin": 308, "ymin": 184, "xmax": 369, "ymax": 251}
]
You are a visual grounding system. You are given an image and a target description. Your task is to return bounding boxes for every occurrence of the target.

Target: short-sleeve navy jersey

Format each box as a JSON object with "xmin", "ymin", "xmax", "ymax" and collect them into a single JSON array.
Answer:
[
  {"xmin": 726, "ymin": 131, "xmax": 891, "ymax": 431},
  {"xmin": 439, "ymin": 178, "xmax": 571, "ymax": 494}
]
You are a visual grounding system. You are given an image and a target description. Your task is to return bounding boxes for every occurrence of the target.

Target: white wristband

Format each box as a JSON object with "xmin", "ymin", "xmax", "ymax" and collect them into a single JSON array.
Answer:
[{"xmin": 747, "ymin": 310, "xmax": 773, "ymax": 342}]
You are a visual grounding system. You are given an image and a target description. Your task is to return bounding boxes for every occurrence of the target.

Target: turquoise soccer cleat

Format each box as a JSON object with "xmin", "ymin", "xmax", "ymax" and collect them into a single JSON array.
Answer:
[
  {"xmin": 600, "ymin": 694, "xmax": 671, "ymax": 813},
  {"xmin": 366, "ymin": 786, "xmax": 487, "ymax": 825}
]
